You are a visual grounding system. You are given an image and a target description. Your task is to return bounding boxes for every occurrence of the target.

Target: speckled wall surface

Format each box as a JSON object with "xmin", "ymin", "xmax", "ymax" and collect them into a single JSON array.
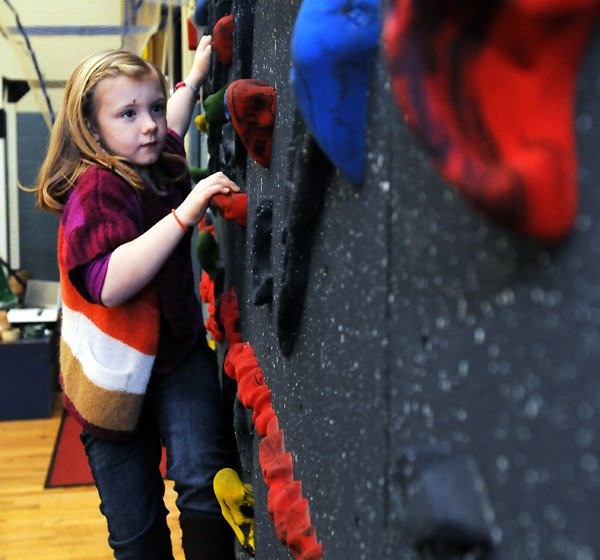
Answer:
[
  {"xmin": 243, "ymin": 3, "xmax": 389, "ymax": 556},
  {"xmin": 381, "ymin": 15, "xmax": 600, "ymax": 560},
  {"xmin": 231, "ymin": 1, "xmax": 389, "ymax": 557},
  {"xmin": 207, "ymin": 1, "xmax": 600, "ymax": 558}
]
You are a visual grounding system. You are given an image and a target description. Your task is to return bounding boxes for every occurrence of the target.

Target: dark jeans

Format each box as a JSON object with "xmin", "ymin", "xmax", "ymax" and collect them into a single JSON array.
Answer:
[{"xmin": 80, "ymin": 344, "xmax": 233, "ymax": 559}]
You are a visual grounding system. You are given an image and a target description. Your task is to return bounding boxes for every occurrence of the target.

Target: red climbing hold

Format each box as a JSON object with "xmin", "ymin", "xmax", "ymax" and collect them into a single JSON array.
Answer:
[
  {"xmin": 384, "ymin": 0, "xmax": 600, "ymax": 242},
  {"xmin": 204, "ymin": 314, "xmax": 224, "ymax": 343},
  {"xmin": 211, "ymin": 192, "xmax": 248, "ymax": 227},
  {"xmin": 238, "ymin": 375, "xmax": 267, "ymax": 406},
  {"xmin": 253, "ymin": 400, "xmax": 276, "ymax": 437},
  {"xmin": 199, "ymin": 271, "xmax": 224, "ymax": 342},
  {"xmin": 218, "ymin": 288, "xmax": 243, "ymax": 344},
  {"xmin": 261, "ymin": 450, "xmax": 293, "ymax": 484},
  {"xmin": 187, "ymin": 16, "xmax": 199, "ymax": 50},
  {"xmin": 199, "ymin": 270, "xmax": 214, "ymax": 305},
  {"xmin": 213, "ymin": 14, "xmax": 234, "ymax": 65},
  {"xmin": 226, "ymin": 79, "xmax": 276, "ymax": 168},
  {"xmin": 217, "ymin": 297, "xmax": 323, "ymax": 558},
  {"xmin": 224, "ymin": 342, "xmax": 245, "ymax": 379}
]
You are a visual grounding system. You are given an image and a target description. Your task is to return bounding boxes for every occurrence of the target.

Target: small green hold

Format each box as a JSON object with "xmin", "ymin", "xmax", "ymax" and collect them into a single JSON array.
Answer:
[
  {"xmin": 203, "ymin": 82, "xmax": 229, "ymax": 127},
  {"xmin": 195, "ymin": 230, "xmax": 220, "ymax": 279}
]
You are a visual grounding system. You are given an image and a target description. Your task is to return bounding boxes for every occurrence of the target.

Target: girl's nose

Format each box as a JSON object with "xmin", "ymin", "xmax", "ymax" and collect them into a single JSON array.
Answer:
[{"xmin": 141, "ymin": 113, "xmax": 158, "ymax": 133}]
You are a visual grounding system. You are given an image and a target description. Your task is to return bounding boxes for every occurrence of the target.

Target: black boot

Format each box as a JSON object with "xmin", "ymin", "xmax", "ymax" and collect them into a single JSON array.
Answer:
[{"xmin": 179, "ymin": 513, "xmax": 235, "ymax": 560}]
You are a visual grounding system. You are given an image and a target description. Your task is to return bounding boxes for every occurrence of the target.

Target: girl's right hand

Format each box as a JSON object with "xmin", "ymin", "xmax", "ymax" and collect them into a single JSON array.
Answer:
[{"xmin": 177, "ymin": 172, "xmax": 240, "ymax": 227}]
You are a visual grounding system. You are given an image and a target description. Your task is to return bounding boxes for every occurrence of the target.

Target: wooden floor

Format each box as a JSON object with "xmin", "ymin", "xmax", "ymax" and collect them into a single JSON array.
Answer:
[{"xmin": 0, "ymin": 394, "xmax": 184, "ymax": 560}]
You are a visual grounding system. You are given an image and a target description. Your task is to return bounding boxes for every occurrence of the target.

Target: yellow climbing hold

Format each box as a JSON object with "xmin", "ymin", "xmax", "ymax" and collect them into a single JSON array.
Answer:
[
  {"xmin": 213, "ymin": 467, "xmax": 255, "ymax": 556},
  {"xmin": 195, "ymin": 113, "xmax": 210, "ymax": 133}
]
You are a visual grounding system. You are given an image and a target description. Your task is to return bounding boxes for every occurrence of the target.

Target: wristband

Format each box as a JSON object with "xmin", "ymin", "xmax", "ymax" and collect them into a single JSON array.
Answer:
[
  {"xmin": 174, "ymin": 81, "xmax": 201, "ymax": 101},
  {"xmin": 171, "ymin": 208, "xmax": 191, "ymax": 232}
]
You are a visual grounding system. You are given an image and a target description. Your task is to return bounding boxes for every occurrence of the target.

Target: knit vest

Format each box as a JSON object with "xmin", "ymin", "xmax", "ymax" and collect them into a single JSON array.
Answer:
[{"xmin": 57, "ymin": 170, "xmax": 160, "ymax": 441}]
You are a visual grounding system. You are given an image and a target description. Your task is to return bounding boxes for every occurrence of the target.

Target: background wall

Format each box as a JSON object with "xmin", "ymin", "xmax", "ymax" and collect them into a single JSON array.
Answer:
[{"xmin": 16, "ymin": 113, "xmax": 57, "ymax": 280}]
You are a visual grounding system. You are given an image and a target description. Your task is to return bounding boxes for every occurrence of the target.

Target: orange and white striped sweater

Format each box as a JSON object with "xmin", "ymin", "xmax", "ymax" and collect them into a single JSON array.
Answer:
[{"xmin": 58, "ymin": 166, "xmax": 160, "ymax": 440}]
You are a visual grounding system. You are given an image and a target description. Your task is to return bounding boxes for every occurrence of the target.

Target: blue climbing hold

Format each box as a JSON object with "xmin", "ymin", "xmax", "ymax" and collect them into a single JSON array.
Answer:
[
  {"xmin": 290, "ymin": 0, "xmax": 381, "ymax": 186},
  {"xmin": 193, "ymin": 0, "xmax": 209, "ymax": 27}
]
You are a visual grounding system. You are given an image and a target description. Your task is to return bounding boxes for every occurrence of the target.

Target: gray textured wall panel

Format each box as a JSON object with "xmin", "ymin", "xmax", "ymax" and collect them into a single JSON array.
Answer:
[
  {"xmin": 202, "ymin": 2, "xmax": 600, "ymax": 558},
  {"xmin": 384, "ymin": 15, "xmax": 600, "ymax": 560}
]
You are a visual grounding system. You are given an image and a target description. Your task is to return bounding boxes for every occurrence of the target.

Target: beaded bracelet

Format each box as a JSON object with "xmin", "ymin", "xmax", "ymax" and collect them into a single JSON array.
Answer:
[
  {"xmin": 171, "ymin": 208, "xmax": 191, "ymax": 233},
  {"xmin": 174, "ymin": 81, "xmax": 201, "ymax": 101}
]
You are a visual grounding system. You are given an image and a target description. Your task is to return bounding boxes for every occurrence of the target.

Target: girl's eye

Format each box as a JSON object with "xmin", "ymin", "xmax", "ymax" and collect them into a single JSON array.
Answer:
[
  {"xmin": 122, "ymin": 109, "xmax": 136, "ymax": 119},
  {"xmin": 152, "ymin": 103, "xmax": 166, "ymax": 114}
]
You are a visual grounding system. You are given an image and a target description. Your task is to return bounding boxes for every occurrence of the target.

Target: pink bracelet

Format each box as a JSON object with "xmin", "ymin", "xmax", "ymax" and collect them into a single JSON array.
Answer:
[
  {"xmin": 174, "ymin": 81, "xmax": 201, "ymax": 101},
  {"xmin": 171, "ymin": 208, "xmax": 191, "ymax": 233}
]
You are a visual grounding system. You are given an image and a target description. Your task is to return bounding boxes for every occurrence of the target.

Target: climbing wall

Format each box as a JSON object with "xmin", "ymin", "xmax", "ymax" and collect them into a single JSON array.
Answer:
[{"xmin": 196, "ymin": 0, "xmax": 600, "ymax": 558}]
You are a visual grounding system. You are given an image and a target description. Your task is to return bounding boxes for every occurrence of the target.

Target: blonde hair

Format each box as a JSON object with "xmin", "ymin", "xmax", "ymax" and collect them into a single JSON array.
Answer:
[{"xmin": 35, "ymin": 50, "xmax": 181, "ymax": 214}]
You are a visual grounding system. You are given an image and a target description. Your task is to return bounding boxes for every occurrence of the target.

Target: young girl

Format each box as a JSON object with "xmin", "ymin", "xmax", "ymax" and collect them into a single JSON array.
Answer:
[{"xmin": 34, "ymin": 35, "xmax": 238, "ymax": 560}]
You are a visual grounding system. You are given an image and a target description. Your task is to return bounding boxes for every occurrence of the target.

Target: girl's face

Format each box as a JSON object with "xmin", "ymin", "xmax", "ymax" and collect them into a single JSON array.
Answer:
[{"xmin": 91, "ymin": 73, "xmax": 167, "ymax": 169}]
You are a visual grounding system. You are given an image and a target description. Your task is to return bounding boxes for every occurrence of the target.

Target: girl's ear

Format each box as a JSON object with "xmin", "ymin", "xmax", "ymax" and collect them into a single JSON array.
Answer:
[{"xmin": 86, "ymin": 120, "xmax": 100, "ymax": 142}]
